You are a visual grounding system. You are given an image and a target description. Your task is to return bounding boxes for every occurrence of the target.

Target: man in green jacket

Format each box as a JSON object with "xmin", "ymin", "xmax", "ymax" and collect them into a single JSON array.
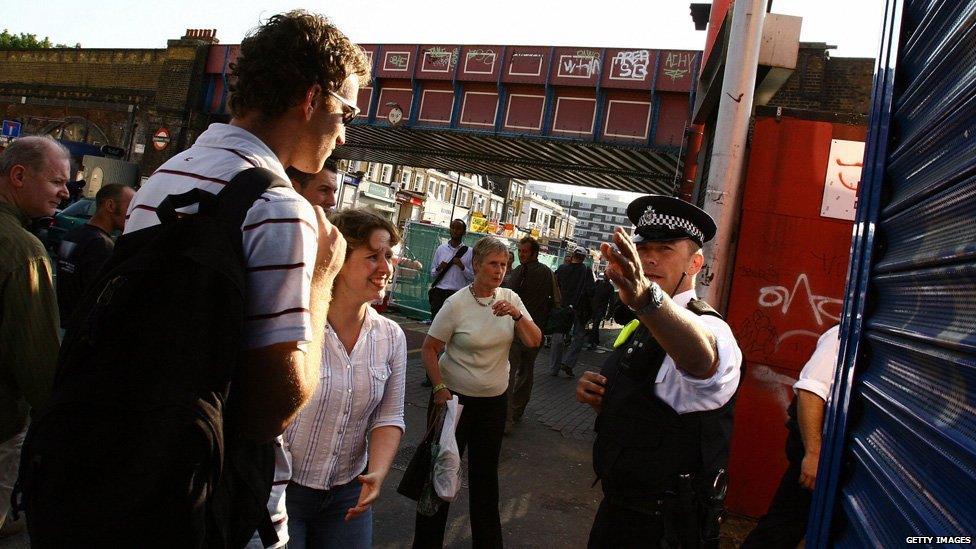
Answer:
[{"xmin": 0, "ymin": 136, "xmax": 69, "ymax": 531}]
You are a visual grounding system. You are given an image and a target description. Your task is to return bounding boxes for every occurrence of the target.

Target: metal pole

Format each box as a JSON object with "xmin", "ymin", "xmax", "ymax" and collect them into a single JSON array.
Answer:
[
  {"xmin": 448, "ymin": 171, "xmax": 462, "ymax": 224},
  {"xmin": 699, "ymin": 0, "xmax": 766, "ymax": 312}
]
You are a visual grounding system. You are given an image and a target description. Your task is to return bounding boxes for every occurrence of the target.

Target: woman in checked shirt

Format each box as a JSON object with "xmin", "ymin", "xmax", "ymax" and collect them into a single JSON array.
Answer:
[{"xmin": 284, "ymin": 209, "xmax": 407, "ymax": 549}]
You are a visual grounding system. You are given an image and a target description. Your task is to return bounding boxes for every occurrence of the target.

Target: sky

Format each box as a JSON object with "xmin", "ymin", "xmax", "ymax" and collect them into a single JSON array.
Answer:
[
  {"xmin": 3, "ymin": 0, "xmax": 886, "ymax": 199},
  {"xmin": 2, "ymin": 1, "xmax": 885, "ymax": 57}
]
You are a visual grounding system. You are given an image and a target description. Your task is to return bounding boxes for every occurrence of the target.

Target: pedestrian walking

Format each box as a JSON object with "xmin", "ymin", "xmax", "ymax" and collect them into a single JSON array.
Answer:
[
  {"xmin": 505, "ymin": 236, "xmax": 557, "ymax": 433},
  {"xmin": 413, "ymin": 236, "xmax": 542, "ymax": 548},
  {"xmin": 550, "ymin": 246, "xmax": 595, "ymax": 378}
]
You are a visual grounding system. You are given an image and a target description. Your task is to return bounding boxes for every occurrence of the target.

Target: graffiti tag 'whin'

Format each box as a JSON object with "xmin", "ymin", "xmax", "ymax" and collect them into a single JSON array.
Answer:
[
  {"xmin": 560, "ymin": 50, "xmax": 600, "ymax": 78},
  {"xmin": 758, "ymin": 273, "xmax": 843, "ymax": 350}
]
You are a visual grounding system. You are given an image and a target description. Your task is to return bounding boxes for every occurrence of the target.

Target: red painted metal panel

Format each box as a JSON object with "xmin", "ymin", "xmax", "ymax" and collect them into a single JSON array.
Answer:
[
  {"xmin": 356, "ymin": 87, "xmax": 373, "ymax": 120},
  {"xmin": 375, "ymin": 45, "xmax": 416, "ymax": 79},
  {"xmin": 417, "ymin": 45, "xmax": 459, "ymax": 80},
  {"xmin": 602, "ymin": 90, "xmax": 652, "ymax": 142},
  {"xmin": 503, "ymin": 46, "xmax": 550, "ymax": 84},
  {"xmin": 655, "ymin": 50, "xmax": 698, "ymax": 92},
  {"xmin": 726, "ymin": 362, "xmax": 794, "ymax": 518},
  {"xmin": 703, "ymin": 0, "xmax": 732, "ymax": 69},
  {"xmin": 653, "ymin": 92, "xmax": 690, "ymax": 147},
  {"xmin": 417, "ymin": 83, "xmax": 454, "ymax": 125},
  {"xmin": 503, "ymin": 85, "xmax": 545, "ymax": 133},
  {"xmin": 459, "ymin": 84, "xmax": 498, "ymax": 128},
  {"xmin": 601, "ymin": 48, "xmax": 655, "ymax": 90},
  {"xmin": 458, "ymin": 46, "xmax": 503, "ymax": 82},
  {"xmin": 359, "ymin": 45, "xmax": 378, "ymax": 74},
  {"xmin": 724, "ymin": 114, "xmax": 864, "ymax": 517},
  {"xmin": 550, "ymin": 47, "xmax": 602, "ymax": 86},
  {"xmin": 552, "ymin": 89, "xmax": 597, "ymax": 136},
  {"xmin": 375, "ymin": 83, "xmax": 413, "ymax": 124}
]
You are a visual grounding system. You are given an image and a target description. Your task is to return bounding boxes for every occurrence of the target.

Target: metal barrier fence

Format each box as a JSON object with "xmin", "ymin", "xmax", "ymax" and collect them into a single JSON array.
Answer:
[{"xmin": 389, "ymin": 221, "xmax": 572, "ymax": 320}]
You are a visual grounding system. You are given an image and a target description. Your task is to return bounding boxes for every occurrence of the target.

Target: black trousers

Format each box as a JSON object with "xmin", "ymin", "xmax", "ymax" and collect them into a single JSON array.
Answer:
[
  {"xmin": 587, "ymin": 497, "xmax": 666, "ymax": 548},
  {"xmin": 428, "ymin": 287, "xmax": 458, "ymax": 321},
  {"xmin": 413, "ymin": 392, "xmax": 507, "ymax": 549},
  {"xmin": 739, "ymin": 457, "xmax": 811, "ymax": 548}
]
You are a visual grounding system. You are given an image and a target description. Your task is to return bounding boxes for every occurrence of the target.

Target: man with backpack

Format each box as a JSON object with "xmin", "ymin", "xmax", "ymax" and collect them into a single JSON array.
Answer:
[
  {"xmin": 549, "ymin": 246, "xmax": 595, "ymax": 378},
  {"xmin": 18, "ymin": 11, "xmax": 371, "ymax": 548}
]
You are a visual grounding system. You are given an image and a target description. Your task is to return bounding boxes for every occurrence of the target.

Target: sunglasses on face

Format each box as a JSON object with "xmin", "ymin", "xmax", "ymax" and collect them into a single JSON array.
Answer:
[{"xmin": 327, "ymin": 90, "xmax": 361, "ymax": 125}]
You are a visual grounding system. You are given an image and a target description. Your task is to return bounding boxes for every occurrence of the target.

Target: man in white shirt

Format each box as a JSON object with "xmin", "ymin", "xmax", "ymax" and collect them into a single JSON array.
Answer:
[
  {"xmin": 428, "ymin": 218, "xmax": 475, "ymax": 321},
  {"xmin": 125, "ymin": 11, "xmax": 370, "ymax": 548},
  {"xmin": 576, "ymin": 195, "xmax": 743, "ymax": 548},
  {"xmin": 742, "ymin": 325, "xmax": 840, "ymax": 548}
]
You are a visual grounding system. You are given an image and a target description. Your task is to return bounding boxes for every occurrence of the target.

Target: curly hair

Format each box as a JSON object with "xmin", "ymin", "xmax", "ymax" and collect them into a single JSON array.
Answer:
[
  {"xmin": 228, "ymin": 10, "xmax": 372, "ymax": 119},
  {"xmin": 330, "ymin": 208, "xmax": 401, "ymax": 260}
]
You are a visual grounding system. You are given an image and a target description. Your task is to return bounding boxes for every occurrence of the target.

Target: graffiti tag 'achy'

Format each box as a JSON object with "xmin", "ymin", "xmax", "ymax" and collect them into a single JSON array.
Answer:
[{"xmin": 663, "ymin": 51, "xmax": 694, "ymax": 81}]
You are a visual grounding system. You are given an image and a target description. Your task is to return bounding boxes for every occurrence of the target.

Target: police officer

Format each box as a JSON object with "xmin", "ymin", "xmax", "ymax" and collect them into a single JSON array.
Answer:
[{"xmin": 576, "ymin": 195, "xmax": 743, "ymax": 548}]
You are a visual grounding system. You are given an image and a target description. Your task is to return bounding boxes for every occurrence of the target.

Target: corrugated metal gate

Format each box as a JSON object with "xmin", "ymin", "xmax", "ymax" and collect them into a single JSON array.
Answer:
[{"xmin": 807, "ymin": 1, "xmax": 976, "ymax": 546}]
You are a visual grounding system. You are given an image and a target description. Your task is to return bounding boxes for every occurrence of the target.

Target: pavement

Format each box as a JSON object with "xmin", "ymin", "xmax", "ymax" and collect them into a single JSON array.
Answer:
[{"xmin": 0, "ymin": 310, "xmax": 755, "ymax": 548}]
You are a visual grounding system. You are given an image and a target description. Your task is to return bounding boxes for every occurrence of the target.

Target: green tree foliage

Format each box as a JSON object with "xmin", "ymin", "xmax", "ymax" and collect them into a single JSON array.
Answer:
[{"xmin": 0, "ymin": 29, "xmax": 79, "ymax": 49}]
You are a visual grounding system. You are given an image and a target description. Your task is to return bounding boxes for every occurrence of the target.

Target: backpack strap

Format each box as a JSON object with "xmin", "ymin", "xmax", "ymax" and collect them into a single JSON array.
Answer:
[{"xmin": 215, "ymin": 167, "xmax": 291, "ymax": 229}]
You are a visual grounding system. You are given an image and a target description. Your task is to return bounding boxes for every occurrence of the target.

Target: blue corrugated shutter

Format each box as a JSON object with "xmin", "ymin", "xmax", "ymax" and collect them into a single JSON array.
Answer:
[{"xmin": 808, "ymin": 0, "xmax": 976, "ymax": 546}]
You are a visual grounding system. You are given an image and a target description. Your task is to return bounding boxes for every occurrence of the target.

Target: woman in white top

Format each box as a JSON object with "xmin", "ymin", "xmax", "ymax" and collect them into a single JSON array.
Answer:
[
  {"xmin": 412, "ymin": 236, "xmax": 542, "ymax": 548},
  {"xmin": 285, "ymin": 209, "xmax": 407, "ymax": 549}
]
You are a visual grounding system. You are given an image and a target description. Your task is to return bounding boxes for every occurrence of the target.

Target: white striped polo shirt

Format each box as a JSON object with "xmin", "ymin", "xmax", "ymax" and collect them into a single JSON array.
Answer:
[
  {"xmin": 125, "ymin": 123, "xmax": 318, "ymax": 350},
  {"xmin": 125, "ymin": 123, "xmax": 316, "ymax": 548}
]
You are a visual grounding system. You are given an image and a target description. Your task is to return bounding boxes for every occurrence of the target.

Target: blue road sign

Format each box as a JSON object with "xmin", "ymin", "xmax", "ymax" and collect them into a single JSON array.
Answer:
[{"xmin": 1, "ymin": 120, "xmax": 22, "ymax": 138}]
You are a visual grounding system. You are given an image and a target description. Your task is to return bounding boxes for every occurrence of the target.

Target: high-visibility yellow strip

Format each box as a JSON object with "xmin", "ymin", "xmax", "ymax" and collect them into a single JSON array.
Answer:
[{"xmin": 613, "ymin": 319, "xmax": 641, "ymax": 348}]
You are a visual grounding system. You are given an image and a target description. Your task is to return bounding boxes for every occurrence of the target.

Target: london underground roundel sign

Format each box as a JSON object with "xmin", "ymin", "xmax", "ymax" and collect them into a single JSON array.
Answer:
[{"xmin": 152, "ymin": 127, "xmax": 171, "ymax": 151}]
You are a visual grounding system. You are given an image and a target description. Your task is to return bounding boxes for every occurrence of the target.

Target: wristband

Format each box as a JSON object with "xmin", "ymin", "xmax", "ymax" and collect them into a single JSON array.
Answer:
[
  {"xmin": 432, "ymin": 383, "xmax": 448, "ymax": 393},
  {"xmin": 514, "ymin": 314, "xmax": 523, "ymax": 322}
]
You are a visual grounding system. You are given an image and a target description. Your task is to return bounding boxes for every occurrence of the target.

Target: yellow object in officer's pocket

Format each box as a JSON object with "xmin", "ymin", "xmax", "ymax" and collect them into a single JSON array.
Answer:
[{"xmin": 613, "ymin": 319, "xmax": 641, "ymax": 349}]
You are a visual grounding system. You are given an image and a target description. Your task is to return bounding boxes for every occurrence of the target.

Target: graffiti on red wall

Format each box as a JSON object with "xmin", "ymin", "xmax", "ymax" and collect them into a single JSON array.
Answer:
[{"xmin": 757, "ymin": 273, "xmax": 843, "ymax": 351}]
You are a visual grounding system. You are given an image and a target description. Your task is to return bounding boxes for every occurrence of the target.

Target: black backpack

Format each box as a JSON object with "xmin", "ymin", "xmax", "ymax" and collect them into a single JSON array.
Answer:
[{"xmin": 14, "ymin": 168, "xmax": 289, "ymax": 548}]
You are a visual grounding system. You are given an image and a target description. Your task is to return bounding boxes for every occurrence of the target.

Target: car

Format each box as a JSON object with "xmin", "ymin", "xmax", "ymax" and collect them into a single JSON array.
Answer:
[{"xmin": 45, "ymin": 197, "xmax": 96, "ymax": 251}]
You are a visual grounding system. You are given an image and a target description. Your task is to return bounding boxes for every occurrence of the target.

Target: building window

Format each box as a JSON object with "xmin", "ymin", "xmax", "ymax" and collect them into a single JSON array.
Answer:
[
  {"xmin": 381, "ymin": 165, "xmax": 392, "ymax": 183},
  {"xmin": 530, "ymin": 208, "xmax": 538, "ymax": 223},
  {"xmin": 401, "ymin": 171, "xmax": 410, "ymax": 184},
  {"xmin": 460, "ymin": 189, "xmax": 469, "ymax": 207},
  {"xmin": 439, "ymin": 183, "xmax": 447, "ymax": 201},
  {"xmin": 414, "ymin": 175, "xmax": 424, "ymax": 192}
]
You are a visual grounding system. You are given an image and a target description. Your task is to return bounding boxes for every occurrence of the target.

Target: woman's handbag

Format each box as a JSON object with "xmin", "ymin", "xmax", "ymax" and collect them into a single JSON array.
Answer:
[{"xmin": 396, "ymin": 406, "xmax": 446, "ymax": 501}]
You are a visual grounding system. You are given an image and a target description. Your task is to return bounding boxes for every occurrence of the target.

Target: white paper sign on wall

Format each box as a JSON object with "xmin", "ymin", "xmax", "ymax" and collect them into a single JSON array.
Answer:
[{"xmin": 821, "ymin": 139, "xmax": 865, "ymax": 221}]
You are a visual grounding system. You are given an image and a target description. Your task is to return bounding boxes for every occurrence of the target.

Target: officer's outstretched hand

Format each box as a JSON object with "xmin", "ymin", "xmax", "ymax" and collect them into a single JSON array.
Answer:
[
  {"xmin": 600, "ymin": 227, "xmax": 650, "ymax": 310},
  {"xmin": 576, "ymin": 371, "xmax": 607, "ymax": 412}
]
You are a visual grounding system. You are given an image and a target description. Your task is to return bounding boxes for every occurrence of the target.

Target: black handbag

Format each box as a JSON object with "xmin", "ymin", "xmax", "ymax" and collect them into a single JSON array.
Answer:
[
  {"xmin": 397, "ymin": 406, "xmax": 446, "ymax": 501},
  {"xmin": 544, "ymin": 268, "xmax": 586, "ymax": 335}
]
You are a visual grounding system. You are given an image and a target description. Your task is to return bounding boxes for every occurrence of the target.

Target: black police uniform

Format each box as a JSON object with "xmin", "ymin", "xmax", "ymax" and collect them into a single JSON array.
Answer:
[{"xmin": 587, "ymin": 195, "xmax": 737, "ymax": 549}]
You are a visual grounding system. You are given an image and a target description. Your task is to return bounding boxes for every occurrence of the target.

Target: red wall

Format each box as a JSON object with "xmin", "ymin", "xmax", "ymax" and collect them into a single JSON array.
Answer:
[{"xmin": 724, "ymin": 115, "xmax": 866, "ymax": 517}]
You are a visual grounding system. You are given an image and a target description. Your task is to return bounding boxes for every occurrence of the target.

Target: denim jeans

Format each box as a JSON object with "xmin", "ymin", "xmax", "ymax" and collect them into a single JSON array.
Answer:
[
  {"xmin": 550, "ymin": 312, "xmax": 587, "ymax": 374},
  {"xmin": 286, "ymin": 479, "xmax": 371, "ymax": 549}
]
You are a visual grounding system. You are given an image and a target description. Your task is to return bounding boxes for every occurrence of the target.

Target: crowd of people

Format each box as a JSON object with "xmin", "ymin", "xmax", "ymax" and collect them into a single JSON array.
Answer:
[{"xmin": 0, "ymin": 9, "xmax": 842, "ymax": 549}]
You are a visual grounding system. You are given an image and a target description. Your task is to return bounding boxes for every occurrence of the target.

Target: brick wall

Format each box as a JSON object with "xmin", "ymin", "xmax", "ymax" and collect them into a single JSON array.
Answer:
[
  {"xmin": 0, "ymin": 38, "xmax": 215, "ymax": 175},
  {"xmin": 768, "ymin": 44, "xmax": 874, "ymax": 115}
]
